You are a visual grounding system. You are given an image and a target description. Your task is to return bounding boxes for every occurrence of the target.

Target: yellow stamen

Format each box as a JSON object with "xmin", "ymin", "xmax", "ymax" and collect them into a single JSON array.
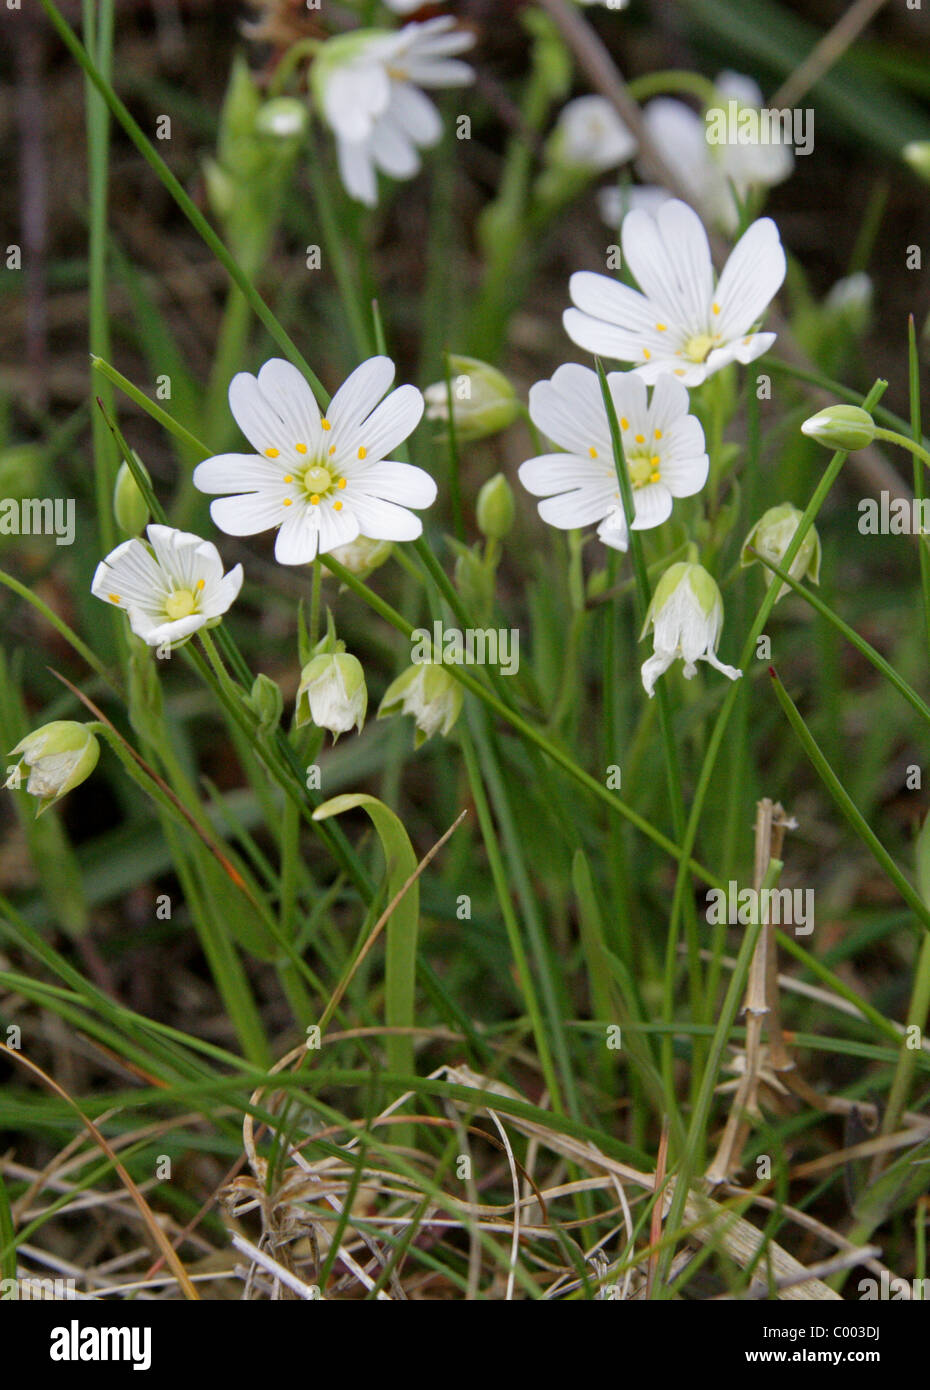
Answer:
[
  {"xmin": 310, "ymin": 494, "xmax": 320, "ymax": 505},
  {"xmin": 654, "ymin": 429, "xmax": 663, "ymax": 440},
  {"xmin": 283, "ymin": 498, "xmax": 293, "ymax": 507},
  {"xmin": 620, "ymin": 417, "xmax": 629, "ymax": 430},
  {"xmin": 358, "ymin": 447, "xmax": 367, "ymax": 460},
  {"xmin": 635, "ymin": 434, "xmax": 645, "ymax": 444},
  {"xmin": 109, "ymin": 593, "xmax": 120, "ymax": 603},
  {"xmin": 588, "ymin": 446, "xmax": 598, "ymax": 459},
  {"xmin": 296, "ymin": 443, "xmax": 307, "ymax": 454},
  {"xmin": 283, "ymin": 474, "xmax": 293, "ymax": 483},
  {"xmin": 321, "ymin": 418, "xmax": 331, "ymax": 431},
  {"xmin": 674, "ymin": 369, "xmax": 685, "ymax": 377},
  {"xmin": 196, "ymin": 578, "xmax": 205, "ymax": 591},
  {"xmin": 265, "ymin": 447, "xmax": 279, "ymax": 458},
  {"xmin": 643, "ymin": 348, "xmax": 652, "ymax": 359},
  {"xmin": 650, "ymin": 470, "xmax": 661, "ymax": 483},
  {"xmin": 329, "ymin": 445, "xmax": 336, "ymax": 455},
  {"xmin": 338, "ymin": 478, "xmax": 346, "ymax": 489},
  {"xmin": 656, "ymin": 322, "xmax": 667, "ymax": 332},
  {"xmin": 651, "ymin": 455, "xmax": 660, "ymax": 466},
  {"xmin": 333, "ymin": 501, "xmax": 343, "ymax": 511},
  {"xmin": 712, "ymin": 302, "xmax": 720, "ymax": 315}
]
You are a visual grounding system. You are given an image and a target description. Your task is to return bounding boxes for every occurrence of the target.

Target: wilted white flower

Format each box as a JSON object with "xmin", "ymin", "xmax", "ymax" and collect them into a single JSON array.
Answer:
[
  {"xmin": 741, "ymin": 502, "xmax": 821, "ymax": 602},
  {"xmin": 518, "ymin": 364, "xmax": 708, "ymax": 551},
  {"xmin": 6, "ymin": 721, "xmax": 100, "ymax": 815},
  {"xmin": 193, "ymin": 357, "xmax": 436, "ymax": 565},
  {"xmin": 640, "ymin": 562, "xmax": 741, "ymax": 697},
  {"xmin": 297, "ymin": 651, "xmax": 368, "ymax": 740},
  {"xmin": 378, "ymin": 661, "xmax": 463, "ymax": 747},
  {"xmin": 565, "ymin": 198, "xmax": 786, "ymax": 386},
  {"xmin": 312, "ymin": 17, "xmax": 474, "ymax": 207},
  {"xmin": 92, "ymin": 524, "xmax": 243, "ymax": 648}
]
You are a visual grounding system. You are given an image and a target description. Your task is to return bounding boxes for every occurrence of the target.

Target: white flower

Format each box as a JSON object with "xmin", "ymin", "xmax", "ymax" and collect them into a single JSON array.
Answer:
[
  {"xmin": 640, "ymin": 561, "xmax": 741, "ymax": 698},
  {"xmin": 378, "ymin": 661, "xmax": 463, "ymax": 748},
  {"xmin": 599, "ymin": 75, "xmax": 793, "ymax": 236},
  {"xmin": 564, "ymin": 198, "xmax": 786, "ymax": 386},
  {"xmin": 518, "ymin": 363, "xmax": 708, "ymax": 552},
  {"xmin": 313, "ymin": 17, "xmax": 474, "ymax": 207},
  {"xmin": 550, "ymin": 95, "xmax": 636, "ymax": 173},
  {"xmin": 576, "ymin": 0, "xmax": 630, "ymax": 8},
  {"xmin": 296, "ymin": 652, "xmax": 368, "ymax": 740},
  {"xmin": 6, "ymin": 721, "xmax": 100, "ymax": 814},
  {"xmin": 91, "ymin": 524, "xmax": 243, "ymax": 648},
  {"xmin": 193, "ymin": 357, "xmax": 436, "ymax": 566}
]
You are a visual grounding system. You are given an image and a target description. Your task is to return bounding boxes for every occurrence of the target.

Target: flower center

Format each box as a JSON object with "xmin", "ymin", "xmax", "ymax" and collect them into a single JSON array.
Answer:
[
  {"xmin": 302, "ymin": 465, "xmax": 334, "ymax": 499},
  {"xmin": 627, "ymin": 450, "xmax": 661, "ymax": 489},
  {"xmin": 164, "ymin": 589, "xmax": 197, "ymax": 620},
  {"xmin": 683, "ymin": 332, "xmax": 718, "ymax": 363}
]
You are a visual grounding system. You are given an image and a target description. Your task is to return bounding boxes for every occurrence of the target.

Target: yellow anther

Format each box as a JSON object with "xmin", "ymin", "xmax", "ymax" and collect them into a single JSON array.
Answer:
[
  {"xmin": 196, "ymin": 578, "xmax": 205, "ymax": 591},
  {"xmin": 265, "ymin": 447, "xmax": 279, "ymax": 458},
  {"xmin": 283, "ymin": 498, "xmax": 293, "ymax": 507},
  {"xmin": 321, "ymin": 418, "xmax": 331, "ymax": 431},
  {"xmin": 296, "ymin": 443, "xmax": 307, "ymax": 454},
  {"xmin": 635, "ymin": 434, "xmax": 645, "ymax": 444},
  {"xmin": 620, "ymin": 417, "xmax": 629, "ymax": 430},
  {"xmin": 651, "ymin": 455, "xmax": 660, "ymax": 466},
  {"xmin": 712, "ymin": 302, "xmax": 720, "ymax": 315},
  {"xmin": 650, "ymin": 470, "xmax": 661, "ymax": 483},
  {"xmin": 109, "ymin": 593, "xmax": 120, "ymax": 603},
  {"xmin": 310, "ymin": 494, "xmax": 319, "ymax": 505},
  {"xmin": 333, "ymin": 500, "xmax": 343, "ymax": 511},
  {"xmin": 283, "ymin": 474, "xmax": 294, "ymax": 483},
  {"xmin": 337, "ymin": 478, "xmax": 347, "ymax": 489},
  {"xmin": 358, "ymin": 447, "xmax": 367, "ymax": 460},
  {"xmin": 654, "ymin": 429, "xmax": 663, "ymax": 440},
  {"xmin": 589, "ymin": 446, "xmax": 598, "ymax": 459},
  {"xmin": 643, "ymin": 348, "xmax": 652, "ymax": 359},
  {"xmin": 674, "ymin": 369, "xmax": 685, "ymax": 377},
  {"xmin": 656, "ymin": 322, "xmax": 667, "ymax": 332},
  {"xmin": 329, "ymin": 445, "xmax": 336, "ymax": 455}
]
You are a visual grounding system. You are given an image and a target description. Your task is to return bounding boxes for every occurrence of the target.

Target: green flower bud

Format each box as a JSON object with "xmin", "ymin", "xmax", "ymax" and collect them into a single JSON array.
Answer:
[
  {"xmin": 246, "ymin": 673, "xmax": 284, "ymax": 732},
  {"xmin": 113, "ymin": 457, "xmax": 151, "ymax": 536},
  {"xmin": 800, "ymin": 404, "xmax": 876, "ymax": 452},
  {"xmin": 423, "ymin": 356, "xmax": 520, "ymax": 443},
  {"xmin": 449, "ymin": 538, "xmax": 494, "ymax": 617},
  {"xmin": 903, "ymin": 141, "xmax": 930, "ymax": 184},
  {"xmin": 476, "ymin": 473, "xmax": 515, "ymax": 541},
  {"xmin": 6, "ymin": 721, "xmax": 100, "ymax": 815},
  {"xmin": 378, "ymin": 662, "xmax": 463, "ymax": 749},
  {"xmin": 296, "ymin": 652, "xmax": 367, "ymax": 740},
  {"xmin": 741, "ymin": 502, "xmax": 820, "ymax": 602},
  {"xmin": 325, "ymin": 535, "xmax": 393, "ymax": 581}
]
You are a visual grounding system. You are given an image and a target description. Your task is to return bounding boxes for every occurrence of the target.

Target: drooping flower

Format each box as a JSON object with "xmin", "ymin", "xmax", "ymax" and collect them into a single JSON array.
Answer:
[
  {"xmin": 640, "ymin": 562, "xmax": 741, "ymax": 697},
  {"xmin": 91, "ymin": 524, "xmax": 243, "ymax": 648},
  {"xmin": 565, "ymin": 198, "xmax": 786, "ymax": 386},
  {"xmin": 548, "ymin": 95, "xmax": 636, "ymax": 174},
  {"xmin": 296, "ymin": 651, "xmax": 368, "ymax": 740},
  {"xmin": 378, "ymin": 661, "xmax": 463, "ymax": 748},
  {"xmin": 193, "ymin": 357, "xmax": 436, "ymax": 565},
  {"xmin": 312, "ymin": 17, "xmax": 474, "ymax": 207},
  {"xmin": 599, "ymin": 74, "xmax": 793, "ymax": 236},
  {"xmin": 518, "ymin": 364, "xmax": 708, "ymax": 552},
  {"xmin": 741, "ymin": 502, "xmax": 820, "ymax": 602},
  {"xmin": 6, "ymin": 721, "xmax": 100, "ymax": 816}
]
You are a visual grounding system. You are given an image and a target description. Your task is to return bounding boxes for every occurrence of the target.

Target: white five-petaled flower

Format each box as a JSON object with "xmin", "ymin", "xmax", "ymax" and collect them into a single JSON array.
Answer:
[
  {"xmin": 313, "ymin": 17, "xmax": 474, "ymax": 207},
  {"xmin": 194, "ymin": 357, "xmax": 436, "ymax": 565},
  {"xmin": 91, "ymin": 524, "xmax": 243, "ymax": 648},
  {"xmin": 599, "ymin": 75, "xmax": 793, "ymax": 236},
  {"xmin": 565, "ymin": 198, "xmax": 786, "ymax": 387},
  {"xmin": 640, "ymin": 561, "xmax": 741, "ymax": 698},
  {"xmin": 518, "ymin": 364, "xmax": 709, "ymax": 552}
]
